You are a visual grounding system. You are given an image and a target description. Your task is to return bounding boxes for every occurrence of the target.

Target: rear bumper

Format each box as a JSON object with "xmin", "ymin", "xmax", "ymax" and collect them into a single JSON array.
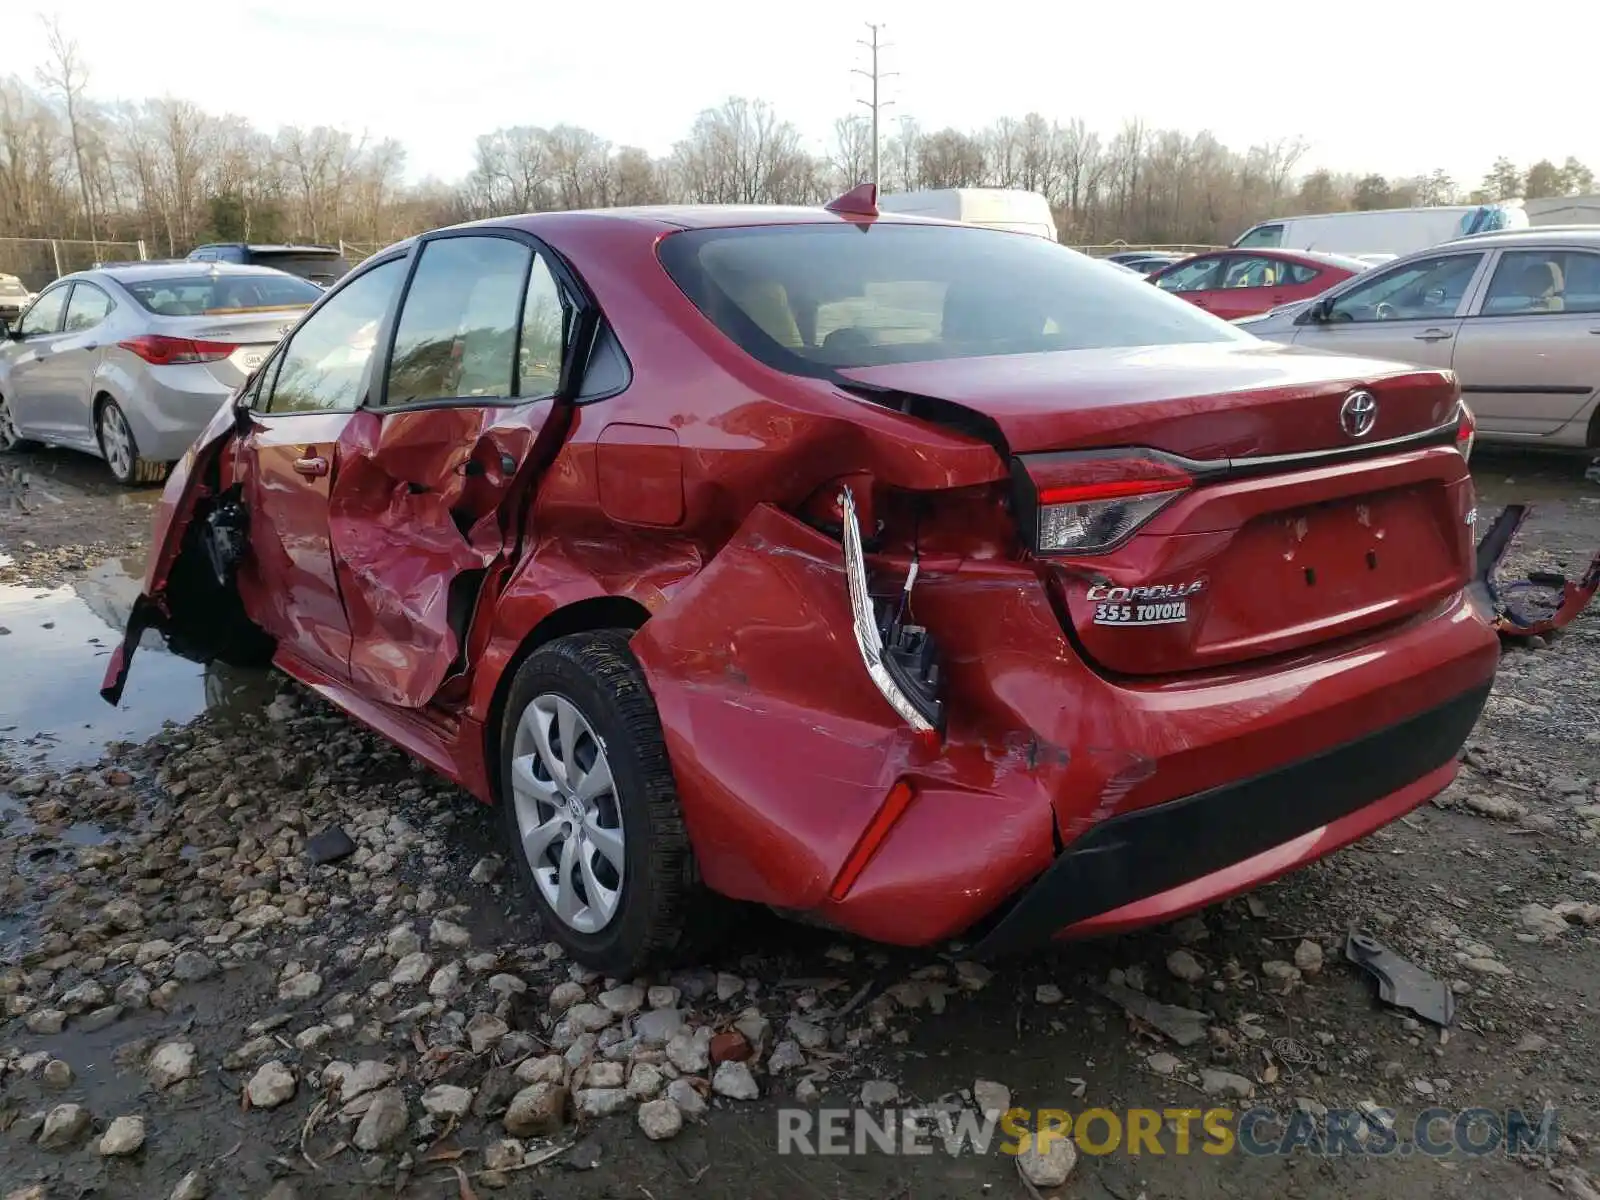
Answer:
[
  {"xmin": 124, "ymin": 369, "xmax": 234, "ymax": 462},
  {"xmin": 967, "ymin": 681, "xmax": 1489, "ymax": 957}
]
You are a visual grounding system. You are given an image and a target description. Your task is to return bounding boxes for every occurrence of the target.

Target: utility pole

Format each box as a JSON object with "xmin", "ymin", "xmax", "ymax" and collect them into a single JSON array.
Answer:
[{"xmin": 851, "ymin": 23, "xmax": 896, "ymax": 186}]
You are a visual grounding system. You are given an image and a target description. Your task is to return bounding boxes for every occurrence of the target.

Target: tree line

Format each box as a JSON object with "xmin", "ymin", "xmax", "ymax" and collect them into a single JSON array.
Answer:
[{"xmin": 2, "ymin": 19, "xmax": 1595, "ymax": 280}]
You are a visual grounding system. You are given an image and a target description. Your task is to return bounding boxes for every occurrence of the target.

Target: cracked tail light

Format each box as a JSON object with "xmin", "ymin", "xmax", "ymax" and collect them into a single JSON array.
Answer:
[
  {"xmin": 839, "ymin": 486, "xmax": 939, "ymax": 735},
  {"xmin": 1014, "ymin": 453, "xmax": 1193, "ymax": 555},
  {"xmin": 1455, "ymin": 401, "xmax": 1476, "ymax": 463}
]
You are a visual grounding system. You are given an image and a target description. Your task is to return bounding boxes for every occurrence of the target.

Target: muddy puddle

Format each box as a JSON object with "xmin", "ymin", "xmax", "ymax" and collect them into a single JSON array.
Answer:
[{"xmin": 0, "ymin": 554, "xmax": 275, "ymax": 768}]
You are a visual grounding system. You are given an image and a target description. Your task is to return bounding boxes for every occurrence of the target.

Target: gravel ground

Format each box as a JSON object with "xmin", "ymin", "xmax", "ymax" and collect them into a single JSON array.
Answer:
[{"xmin": 1, "ymin": 444, "xmax": 1598, "ymax": 1200}]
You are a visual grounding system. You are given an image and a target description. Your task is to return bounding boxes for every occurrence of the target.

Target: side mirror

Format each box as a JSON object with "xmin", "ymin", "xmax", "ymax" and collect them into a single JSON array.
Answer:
[{"xmin": 1299, "ymin": 297, "xmax": 1332, "ymax": 326}]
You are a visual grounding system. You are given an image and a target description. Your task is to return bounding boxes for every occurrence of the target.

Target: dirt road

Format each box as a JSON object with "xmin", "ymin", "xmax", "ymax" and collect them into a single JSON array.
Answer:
[{"xmin": 1, "ymin": 445, "xmax": 1597, "ymax": 1200}]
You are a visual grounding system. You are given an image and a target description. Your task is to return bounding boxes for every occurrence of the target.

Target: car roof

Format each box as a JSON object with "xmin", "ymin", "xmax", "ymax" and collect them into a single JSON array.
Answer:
[
  {"xmin": 194, "ymin": 242, "xmax": 344, "ymax": 254},
  {"xmin": 452, "ymin": 204, "xmax": 988, "ymax": 238},
  {"xmin": 1440, "ymin": 226, "xmax": 1600, "ymax": 249},
  {"xmin": 72, "ymin": 262, "xmax": 316, "ymax": 286}
]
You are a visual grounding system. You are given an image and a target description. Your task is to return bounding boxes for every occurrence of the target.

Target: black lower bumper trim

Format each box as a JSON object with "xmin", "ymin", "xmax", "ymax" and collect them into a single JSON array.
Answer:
[{"xmin": 968, "ymin": 683, "xmax": 1492, "ymax": 958}]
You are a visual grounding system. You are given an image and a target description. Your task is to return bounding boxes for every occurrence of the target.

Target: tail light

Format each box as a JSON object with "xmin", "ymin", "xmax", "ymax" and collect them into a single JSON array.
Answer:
[
  {"xmin": 1012, "ymin": 451, "xmax": 1194, "ymax": 555},
  {"xmin": 118, "ymin": 335, "xmax": 238, "ymax": 365},
  {"xmin": 1455, "ymin": 401, "xmax": 1476, "ymax": 463}
]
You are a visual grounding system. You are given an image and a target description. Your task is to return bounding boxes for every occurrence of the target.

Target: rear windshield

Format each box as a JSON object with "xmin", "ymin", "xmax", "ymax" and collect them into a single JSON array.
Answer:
[
  {"xmin": 122, "ymin": 274, "xmax": 323, "ymax": 316},
  {"xmin": 252, "ymin": 253, "xmax": 351, "ymax": 284},
  {"xmin": 656, "ymin": 223, "xmax": 1242, "ymax": 376}
]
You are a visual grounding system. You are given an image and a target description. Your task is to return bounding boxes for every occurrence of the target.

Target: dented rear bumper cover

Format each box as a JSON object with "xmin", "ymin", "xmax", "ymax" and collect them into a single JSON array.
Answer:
[{"xmin": 968, "ymin": 682, "xmax": 1490, "ymax": 958}]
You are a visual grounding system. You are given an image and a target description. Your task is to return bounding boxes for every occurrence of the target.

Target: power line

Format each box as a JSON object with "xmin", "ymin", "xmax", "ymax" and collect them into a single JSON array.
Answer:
[{"xmin": 851, "ymin": 22, "xmax": 896, "ymax": 187}]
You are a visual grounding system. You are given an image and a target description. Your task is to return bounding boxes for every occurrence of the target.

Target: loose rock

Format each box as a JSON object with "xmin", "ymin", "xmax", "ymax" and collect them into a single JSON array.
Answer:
[
  {"xmin": 353, "ymin": 1087, "xmax": 409, "ymax": 1151},
  {"xmin": 246, "ymin": 1061, "xmax": 297, "ymax": 1109},
  {"xmin": 638, "ymin": 1097, "xmax": 684, "ymax": 1140},
  {"xmin": 98, "ymin": 1114, "xmax": 146, "ymax": 1156},
  {"xmin": 712, "ymin": 1060, "xmax": 760, "ymax": 1100}
]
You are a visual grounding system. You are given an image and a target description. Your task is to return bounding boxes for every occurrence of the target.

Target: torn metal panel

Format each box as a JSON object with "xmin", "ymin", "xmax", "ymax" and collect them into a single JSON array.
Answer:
[
  {"xmin": 100, "ymin": 402, "xmax": 242, "ymax": 705},
  {"xmin": 329, "ymin": 404, "xmax": 559, "ymax": 709},
  {"xmin": 1474, "ymin": 502, "xmax": 1600, "ymax": 640}
]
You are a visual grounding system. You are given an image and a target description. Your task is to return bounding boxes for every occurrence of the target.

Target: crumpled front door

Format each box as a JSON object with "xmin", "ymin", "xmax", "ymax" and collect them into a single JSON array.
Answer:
[{"xmin": 328, "ymin": 400, "xmax": 562, "ymax": 709}]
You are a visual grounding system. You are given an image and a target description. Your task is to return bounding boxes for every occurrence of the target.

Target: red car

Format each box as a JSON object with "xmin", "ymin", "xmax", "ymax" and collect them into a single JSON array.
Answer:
[
  {"xmin": 1149, "ymin": 248, "xmax": 1371, "ymax": 320},
  {"xmin": 102, "ymin": 187, "xmax": 1497, "ymax": 973}
]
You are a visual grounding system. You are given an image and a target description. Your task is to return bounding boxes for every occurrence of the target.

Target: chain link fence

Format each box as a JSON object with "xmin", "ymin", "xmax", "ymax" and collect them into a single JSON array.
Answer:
[{"xmin": 0, "ymin": 238, "xmax": 149, "ymax": 292}]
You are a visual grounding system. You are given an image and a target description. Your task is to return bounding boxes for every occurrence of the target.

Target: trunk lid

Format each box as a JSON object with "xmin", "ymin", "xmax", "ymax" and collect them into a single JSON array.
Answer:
[
  {"xmin": 151, "ymin": 310, "xmax": 306, "ymax": 389},
  {"xmin": 836, "ymin": 341, "xmax": 1458, "ymax": 459},
  {"xmin": 839, "ymin": 341, "xmax": 1475, "ymax": 676}
]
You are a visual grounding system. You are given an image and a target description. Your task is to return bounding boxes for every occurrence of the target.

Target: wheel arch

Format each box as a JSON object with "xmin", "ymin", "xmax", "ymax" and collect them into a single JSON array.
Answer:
[{"xmin": 481, "ymin": 593, "xmax": 653, "ymax": 804}]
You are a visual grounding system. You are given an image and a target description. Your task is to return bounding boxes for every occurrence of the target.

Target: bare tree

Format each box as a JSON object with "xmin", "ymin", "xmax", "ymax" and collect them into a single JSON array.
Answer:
[
  {"xmin": 829, "ymin": 114, "xmax": 873, "ymax": 188},
  {"xmin": 36, "ymin": 15, "xmax": 97, "ymax": 240}
]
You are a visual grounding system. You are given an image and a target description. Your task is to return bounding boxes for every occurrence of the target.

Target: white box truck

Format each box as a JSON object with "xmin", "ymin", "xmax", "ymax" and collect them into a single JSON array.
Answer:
[
  {"xmin": 876, "ymin": 188, "xmax": 1058, "ymax": 240},
  {"xmin": 1231, "ymin": 202, "xmax": 1528, "ymax": 260}
]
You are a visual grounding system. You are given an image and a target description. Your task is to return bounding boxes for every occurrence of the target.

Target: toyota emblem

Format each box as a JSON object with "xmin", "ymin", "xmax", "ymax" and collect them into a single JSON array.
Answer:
[{"xmin": 1339, "ymin": 390, "xmax": 1378, "ymax": 438}]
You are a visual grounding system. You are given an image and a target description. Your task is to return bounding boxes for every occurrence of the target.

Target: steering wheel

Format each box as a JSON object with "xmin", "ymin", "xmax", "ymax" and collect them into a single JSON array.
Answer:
[{"xmin": 1373, "ymin": 301, "xmax": 1397, "ymax": 321}]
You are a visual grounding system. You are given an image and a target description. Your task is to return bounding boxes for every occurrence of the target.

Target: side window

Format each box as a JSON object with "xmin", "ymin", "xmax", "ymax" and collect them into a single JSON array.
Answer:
[
  {"xmin": 1281, "ymin": 262, "xmax": 1322, "ymax": 286},
  {"xmin": 1479, "ymin": 250, "xmax": 1600, "ymax": 317},
  {"xmin": 1155, "ymin": 256, "xmax": 1225, "ymax": 293},
  {"xmin": 385, "ymin": 236, "xmax": 532, "ymax": 406},
  {"xmin": 517, "ymin": 254, "xmax": 572, "ymax": 397},
  {"xmin": 17, "ymin": 285, "xmax": 69, "ymax": 336},
  {"xmin": 1326, "ymin": 254, "xmax": 1483, "ymax": 323},
  {"xmin": 1221, "ymin": 257, "xmax": 1278, "ymax": 289},
  {"xmin": 1235, "ymin": 223, "xmax": 1285, "ymax": 249},
  {"xmin": 191, "ymin": 249, "xmax": 217, "ymax": 262},
  {"xmin": 265, "ymin": 258, "xmax": 405, "ymax": 415},
  {"xmin": 63, "ymin": 283, "xmax": 113, "ymax": 332}
]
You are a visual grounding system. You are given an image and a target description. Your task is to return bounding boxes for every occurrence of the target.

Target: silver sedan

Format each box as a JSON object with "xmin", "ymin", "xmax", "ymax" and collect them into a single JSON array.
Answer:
[
  {"xmin": 0, "ymin": 263, "xmax": 321, "ymax": 484},
  {"xmin": 1235, "ymin": 227, "xmax": 1600, "ymax": 452}
]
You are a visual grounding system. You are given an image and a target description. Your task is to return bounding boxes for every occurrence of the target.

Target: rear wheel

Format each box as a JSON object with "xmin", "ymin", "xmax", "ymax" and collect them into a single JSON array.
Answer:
[
  {"xmin": 497, "ymin": 630, "xmax": 707, "ymax": 974},
  {"xmin": 0, "ymin": 393, "xmax": 36, "ymax": 453},
  {"xmin": 96, "ymin": 398, "xmax": 166, "ymax": 486}
]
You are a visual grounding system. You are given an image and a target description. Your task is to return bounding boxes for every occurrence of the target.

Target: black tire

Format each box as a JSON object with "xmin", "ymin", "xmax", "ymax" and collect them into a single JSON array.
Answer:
[
  {"xmin": 497, "ymin": 629, "xmax": 707, "ymax": 974},
  {"xmin": 0, "ymin": 392, "xmax": 38, "ymax": 453},
  {"xmin": 96, "ymin": 397, "xmax": 167, "ymax": 486}
]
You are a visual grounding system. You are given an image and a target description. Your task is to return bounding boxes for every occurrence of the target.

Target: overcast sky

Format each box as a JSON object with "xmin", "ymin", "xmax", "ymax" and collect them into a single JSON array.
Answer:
[{"xmin": 4, "ymin": 0, "xmax": 1595, "ymax": 193}]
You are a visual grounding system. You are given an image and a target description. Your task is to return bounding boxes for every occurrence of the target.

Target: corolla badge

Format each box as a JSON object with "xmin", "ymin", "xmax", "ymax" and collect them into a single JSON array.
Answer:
[{"xmin": 1339, "ymin": 390, "xmax": 1378, "ymax": 438}]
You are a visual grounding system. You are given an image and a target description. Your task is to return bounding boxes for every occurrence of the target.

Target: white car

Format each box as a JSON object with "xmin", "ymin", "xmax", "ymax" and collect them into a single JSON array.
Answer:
[{"xmin": 0, "ymin": 263, "xmax": 321, "ymax": 483}]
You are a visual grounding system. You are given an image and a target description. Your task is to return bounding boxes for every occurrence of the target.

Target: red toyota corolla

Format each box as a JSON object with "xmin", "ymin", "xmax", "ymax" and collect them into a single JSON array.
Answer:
[
  {"xmin": 103, "ymin": 187, "xmax": 1498, "ymax": 973},
  {"xmin": 1148, "ymin": 247, "xmax": 1371, "ymax": 320}
]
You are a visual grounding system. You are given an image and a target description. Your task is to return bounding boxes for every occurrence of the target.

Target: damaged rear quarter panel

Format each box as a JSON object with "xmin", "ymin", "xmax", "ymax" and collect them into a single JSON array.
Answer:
[{"xmin": 630, "ymin": 502, "xmax": 1060, "ymax": 941}]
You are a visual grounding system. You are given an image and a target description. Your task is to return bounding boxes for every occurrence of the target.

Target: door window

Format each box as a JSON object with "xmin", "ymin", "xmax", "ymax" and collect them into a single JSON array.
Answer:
[
  {"xmin": 1325, "ymin": 253, "xmax": 1483, "ymax": 323},
  {"xmin": 1221, "ymin": 258, "xmax": 1281, "ymax": 288},
  {"xmin": 264, "ymin": 257, "xmax": 405, "ymax": 415},
  {"xmin": 1280, "ymin": 261, "xmax": 1323, "ymax": 286},
  {"xmin": 1155, "ymin": 256, "xmax": 1226, "ymax": 293},
  {"xmin": 63, "ymin": 283, "xmax": 113, "ymax": 331},
  {"xmin": 1478, "ymin": 249, "xmax": 1600, "ymax": 316},
  {"xmin": 517, "ymin": 254, "xmax": 572, "ymax": 397},
  {"xmin": 17, "ymin": 285, "xmax": 69, "ymax": 336},
  {"xmin": 385, "ymin": 236, "xmax": 533, "ymax": 406}
]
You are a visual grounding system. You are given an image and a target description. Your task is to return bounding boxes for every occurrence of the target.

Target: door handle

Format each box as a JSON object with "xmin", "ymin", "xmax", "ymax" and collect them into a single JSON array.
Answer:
[
  {"xmin": 82, "ymin": 343, "xmax": 98, "ymax": 351},
  {"xmin": 1414, "ymin": 329, "xmax": 1453, "ymax": 342},
  {"xmin": 292, "ymin": 455, "xmax": 328, "ymax": 478}
]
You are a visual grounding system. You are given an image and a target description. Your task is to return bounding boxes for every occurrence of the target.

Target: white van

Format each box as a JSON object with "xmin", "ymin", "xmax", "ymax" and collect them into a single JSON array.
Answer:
[
  {"xmin": 1232, "ymin": 202, "xmax": 1527, "ymax": 259},
  {"xmin": 877, "ymin": 188, "xmax": 1057, "ymax": 241}
]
